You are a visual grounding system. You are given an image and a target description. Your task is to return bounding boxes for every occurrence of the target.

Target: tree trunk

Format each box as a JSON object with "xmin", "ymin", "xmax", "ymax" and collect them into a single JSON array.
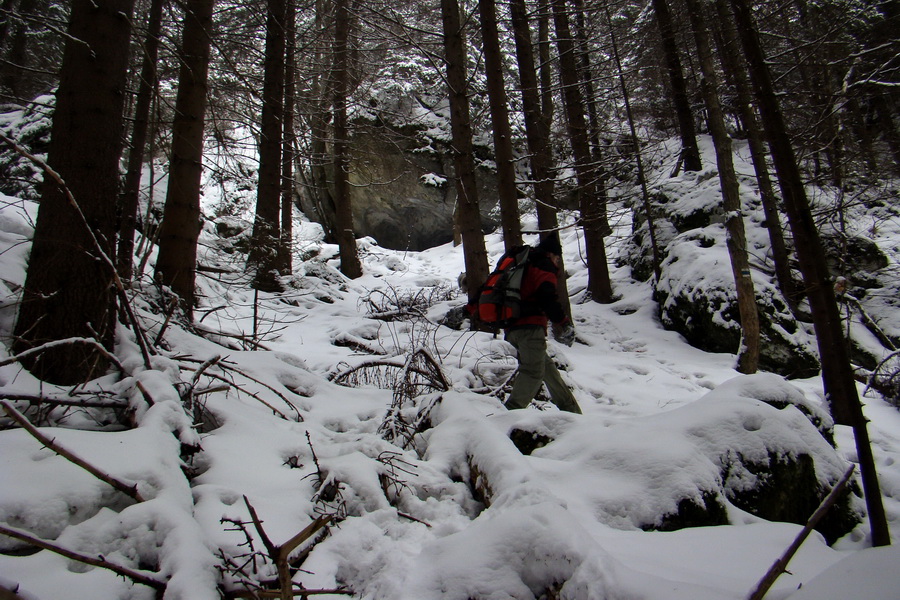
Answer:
[
  {"xmin": 155, "ymin": 0, "xmax": 215, "ymax": 319},
  {"xmin": 331, "ymin": 0, "xmax": 361, "ymax": 279},
  {"xmin": 277, "ymin": 0, "xmax": 296, "ymax": 276},
  {"xmin": 248, "ymin": 0, "xmax": 288, "ymax": 291},
  {"xmin": 305, "ymin": 0, "xmax": 337, "ymax": 242},
  {"xmin": 684, "ymin": 0, "xmax": 759, "ymax": 374},
  {"xmin": 118, "ymin": 0, "xmax": 164, "ymax": 284},
  {"xmin": 0, "ymin": 0, "xmax": 34, "ymax": 99},
  {"xmin": 651, "ymin": 0, "xmax": 702, "ymax": 173},
  {"xmin": 730, "ymin": 0, "xmax": 891, "ymax": 548},
  {"xmin": 713, "ymin": 0, "xmax": 799, "ymax": 314},
  {"xmin": 551, "ymin": 0, "xmax": 613, "ymax": 303},
  {"xmin": 478, "ymin": 0, "xmax": 522, "ymax": 252},
  {"xmin": 508, "ymin": 0, "xmax": 571, "ymax": 318},
  {"xmin": 441, "ymin": 0, "xmax": 488, "ymax": 304},
  {"xmin": 605, "ymin": 3, "xmax": 662, "ymax": 284},
  {"xmin": 12, "ymin": 0, "xmax": 135, "ymax": 384},
  {"xmin": 571, "ymin": 0, "xmax": 604, "ymax": 168}
]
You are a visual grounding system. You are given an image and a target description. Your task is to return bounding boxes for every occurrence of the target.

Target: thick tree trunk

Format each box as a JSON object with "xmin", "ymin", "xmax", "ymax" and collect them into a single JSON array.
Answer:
[
  {"xmin": 730, "ymin": 0, "xmax": 891, "ymax": 547},
  {"xmin": 249, "ymin": 0, "xmax": 288, "ymax": 290},
  {"xmin": 508, "ymin": 0, "xmax": 571, "ymax": 318},
  {"xmin": 155, "ymin": 0, "xmax": 215, "ymax": 319},
  {"xmin": 713, "ymin": 0, "xmax": 799, "ymax": 313},
  {"xmin": 478, "ymin": 0, "xmax": 522, "ymax": 251},
  {"xmin": 277, "ymin": 0, "xmax": 296, "ymax": 276},
  {"xmin": 684, "ymin": 0, "xmax": 759, "ymax": 373},
  {"xmin": 551, "ymin": 0, "xmax": 613, "ymax": 303},
  {"xmin": 441, "ymin": 0, "xmax": 488, "ymax": 304},
  {"xmin": 118, "ymin": 0, "xmax": 164, "ymax": 284},
  {"xmin": 651, "ymin": 0, "xmax": 702, "ymax": 173},
  {"xmin": 12, "ymin": 0, "xmax": 135, "ymax": 384},
  {"xmin": 331, "ymin": 0, "xmax": 361, "ymax": 279}
]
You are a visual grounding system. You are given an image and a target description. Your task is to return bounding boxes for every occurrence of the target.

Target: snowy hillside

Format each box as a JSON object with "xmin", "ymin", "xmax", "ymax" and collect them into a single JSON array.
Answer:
[{"xmin": 1, "ymin": 139, "xmax": 900, "ymax": 599}]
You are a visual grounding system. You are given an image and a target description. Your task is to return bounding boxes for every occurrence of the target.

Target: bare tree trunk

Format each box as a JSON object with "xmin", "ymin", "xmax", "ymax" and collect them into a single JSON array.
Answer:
[
  {"xmin": 651, "ymin": 0, "xmax": 702, "ymax": 173},
  {"xmin": 248, "ymin": 0, "xmax": 287, "ymax": 291},
  {"xmin": 155, "ymin": 0, "xmax": 216, "ymax": 319},
  {"xmin": 441, "ymin": 0, "xmax": 488, "ymax": 304},
  {"xmin": 478, "ymin": 0, "xmax": 522, "ymax": 252},
  {"xmin": 713, "ymin": 0, "xmax": 799, "ymax": 313},
  {"xmin": 605, "ymin": 3, "xmax": 662, "ymax": 284},
  {"xmin": 551, "ymin": 0, "xmax": 613, "ymax": 303},
  {"xmin": 305, "ymin": 0, "xmax": 337, "ymax": 242},
  {"xmin": 278, "ymin": 0, "xmax": 296, "ymax": 276},
  {"xmin": 508, "ymin": 0, "xmax": 571, "ymax": 318},
  {"xmin": 730, "ymin": 0, "xmax": 891, "ymax": 547},
  {"xmin": 332, "ymin": 0, "xmax": 361, "ymax": 279},
  {"xmin": 571, "ymin": 0, "xmax": 604, "ymax": 168},
  {"xmin": 12, "ymin": 0, "xmax": 135, "ymax": 384},
  {"xmin": 684, "ymin": 0, "xmax": 759, "ymax": 373},
  {"xmin": 538, "ymin": 0, "xmax": 554, "ymax": 137},
  {"xmin": 118, "ymin": 0, "xmax": 164, "ymax": 284}
]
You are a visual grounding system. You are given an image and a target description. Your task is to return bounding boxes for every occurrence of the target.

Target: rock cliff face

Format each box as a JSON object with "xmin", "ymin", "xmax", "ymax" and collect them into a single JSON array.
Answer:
[{"xmin": 297, "ymin": 122, "xmax": 499, "ymax": 251}]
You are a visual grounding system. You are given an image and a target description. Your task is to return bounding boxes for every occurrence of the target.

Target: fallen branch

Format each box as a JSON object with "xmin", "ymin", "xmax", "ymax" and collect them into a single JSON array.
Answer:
[
  {"xmin": 1, "ymin": 401, "xmax": 145, "ymax": 502},
  {"xmin": 243, "ymin": 496, "xmax": 333, "ymax": 600},
  {"xmin": 225, "ymin": 588, "xmax": 353, "ymax": 598},
  {"xmin": 178, "ymin": 357, "xmax": 303, "ymax": 421},
  {"xmin": 0, "ymin": 392, "xmax": 128, "ymax": 409},
  {"xmin": 746, "ymin": 463, "xmax": 856, "ymax": 600},
  {"xmin": 0, "ymin": 337, "xmax": 124, "ymax": 372},
  {"xmin": 0, "ymin": 523, "xmax": 165, "ymax": 592},
  {"xmin": 845, "ymin": 294, "xmax": 897, "ymax": 351}
]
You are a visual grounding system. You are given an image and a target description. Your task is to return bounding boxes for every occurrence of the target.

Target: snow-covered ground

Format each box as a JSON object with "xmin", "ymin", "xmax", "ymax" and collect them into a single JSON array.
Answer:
[{"xmin": 1, "ymin": 137, "xmax": 899, "ymax": 599}]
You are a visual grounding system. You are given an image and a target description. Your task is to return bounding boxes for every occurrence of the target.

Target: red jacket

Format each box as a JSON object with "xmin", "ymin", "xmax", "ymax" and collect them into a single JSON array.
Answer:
[{"xmin": 507, "ymin": 250, "xmax": 568, "ymax": 330}]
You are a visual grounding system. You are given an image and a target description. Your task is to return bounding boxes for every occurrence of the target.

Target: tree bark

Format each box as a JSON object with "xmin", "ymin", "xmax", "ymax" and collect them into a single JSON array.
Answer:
[
  {"xmin": 13, "ymin": 0, "xmax": 136, "ymax": 384},
  {"xmin": 155, "ymin": 0, "xmax": 216, "ymax": 319},
  {"xmin": 118, "ymin": 0, "xmax": 164, "ymax": 284},
  {"xmin": 713, "ymin": 0, "xmax": 799, "ymax": 314},
  {"xmin": 650, "ymin": 0, "xmax": 702, "ymax": 173},
  {"xmin": 278, "ymin": 0, "xmax": 296, "ymax": 276},
  {"xmin": 551, "ymin": 0, "xmax": 613, "ymax": 303},
  {"xmin": 730, "ymin": 0, "xmax": 891, "ymax": 547},
  {"xmin": 605, "ymin": 3, "xmax": 662, "ymax": 283},
  {"xmin": 248, "ymin": 0, "xmax": 288, "ymax": 290},
  {"xmin": 441, "ymin": 0, "xmax": 489, "ymax": 304},
  {"xmin": 331, "ymin": 0, "xmax": 361, "ymax": 279},
  {"xmin": 478, "ymin": 0, "xmax": 522, "ymax": 252},
  {"xmin": 683, "ymin": 0, "xmax": 759, "ymax": 373},
  {"xmin": 508, "ymin": 0, "xmax": 571, "ymax": 318}
]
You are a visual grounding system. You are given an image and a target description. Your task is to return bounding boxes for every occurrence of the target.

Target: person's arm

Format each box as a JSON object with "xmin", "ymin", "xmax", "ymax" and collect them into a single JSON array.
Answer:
[{"xmin": 530, "ymin": 259, "xmax": 568, "ymax": 325}]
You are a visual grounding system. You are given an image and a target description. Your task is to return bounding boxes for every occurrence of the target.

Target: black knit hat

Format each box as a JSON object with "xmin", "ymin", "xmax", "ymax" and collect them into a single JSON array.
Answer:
[{"xmin": 536, "ymin": 232, "xmax": 562, "ymax": 255}]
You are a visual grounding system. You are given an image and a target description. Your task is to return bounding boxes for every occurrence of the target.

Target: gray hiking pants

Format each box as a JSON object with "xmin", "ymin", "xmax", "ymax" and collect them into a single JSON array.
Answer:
[{"xmin": 505, "ymin": 327, "xmax": 582, "ymax": 414}]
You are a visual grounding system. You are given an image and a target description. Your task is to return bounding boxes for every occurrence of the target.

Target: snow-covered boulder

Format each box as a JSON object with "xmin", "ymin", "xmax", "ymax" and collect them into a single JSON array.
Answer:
[
  {"xmin": 622, "ymin": 179, "xmax": 822, "ymax": 378},
  {"xmin": 434, "ymin": 375, "xmax": 861, "ymax": 544}
]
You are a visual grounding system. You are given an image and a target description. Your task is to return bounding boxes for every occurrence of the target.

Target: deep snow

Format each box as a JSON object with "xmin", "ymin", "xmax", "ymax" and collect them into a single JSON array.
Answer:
[{"xmin": 1, "ymin": 135, "xmax": 899, "ymax": 599}]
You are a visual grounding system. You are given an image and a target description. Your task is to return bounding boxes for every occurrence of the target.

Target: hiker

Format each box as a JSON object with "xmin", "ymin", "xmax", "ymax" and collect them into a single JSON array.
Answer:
[{"xmin": 481, "ymin": 234, "xmax": 582, "ymax": 414}]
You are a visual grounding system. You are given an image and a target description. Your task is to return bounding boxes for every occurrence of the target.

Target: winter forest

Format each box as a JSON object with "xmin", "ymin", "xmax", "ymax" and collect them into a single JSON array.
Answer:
[{"xmin": 0, "ymin": 0, "xmax": 899, "ymax": 598}]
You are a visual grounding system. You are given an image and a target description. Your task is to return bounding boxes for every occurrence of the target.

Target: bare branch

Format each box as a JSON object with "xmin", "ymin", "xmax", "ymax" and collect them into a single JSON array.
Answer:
[
  {"xmin": 0, "ymin": 401, "xmax": 145, "ymax": 502},
  {"xmin": 746, "ymin": 464, "xmax": 856, "ymax": 600},
  {"xmin": 0, "ymin": 523, "xmax": 165, "ymax": 591},
  {"xmin": 0, "ymin": 337, "xmax": 124, "ymax": 372}
]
